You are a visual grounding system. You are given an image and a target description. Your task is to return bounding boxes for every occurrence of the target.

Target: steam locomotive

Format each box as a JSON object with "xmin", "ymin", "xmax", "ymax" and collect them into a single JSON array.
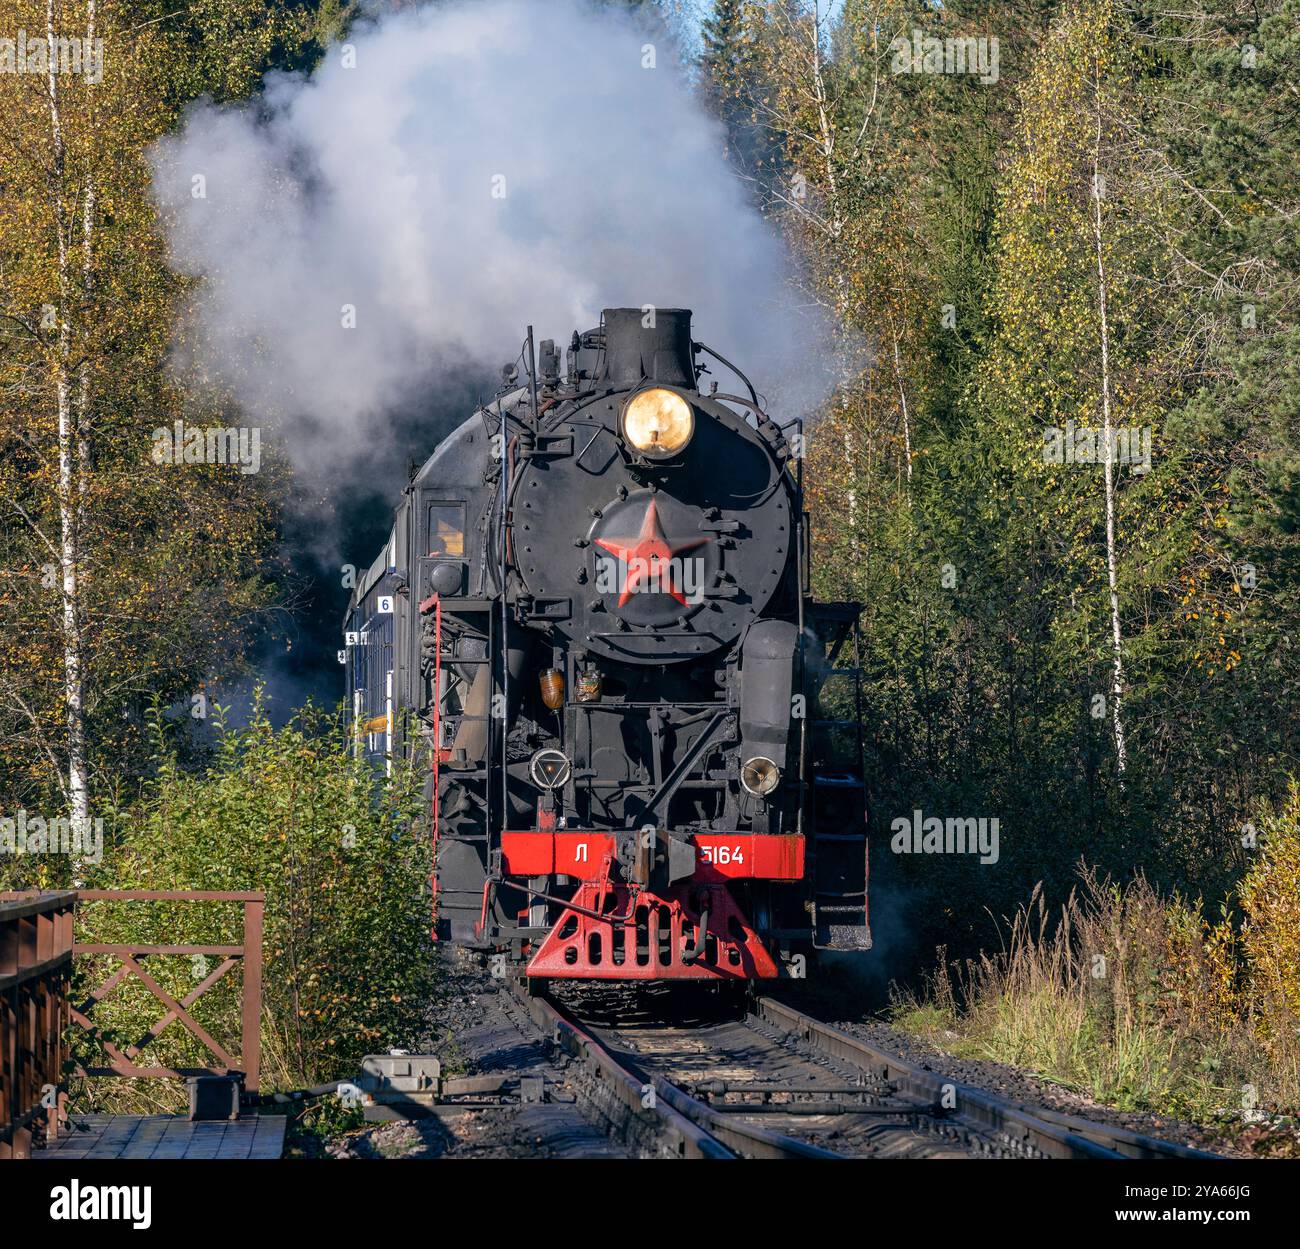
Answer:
[{"xmin": 344, "ymin": 308, "xmax": 869, "ymax": 981}]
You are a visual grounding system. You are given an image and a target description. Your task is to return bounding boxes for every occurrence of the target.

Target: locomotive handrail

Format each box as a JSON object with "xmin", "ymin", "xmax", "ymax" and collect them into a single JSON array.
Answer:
[{"xmin": 694, "ymin": 341, "xmax": 760, "ymax": 408}]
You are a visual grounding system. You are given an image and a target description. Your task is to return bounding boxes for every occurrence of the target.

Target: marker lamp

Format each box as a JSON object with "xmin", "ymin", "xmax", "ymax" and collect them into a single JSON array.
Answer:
[{"xmin": 740, "ymin": 756, "xmax": 780, "ymax": 797}]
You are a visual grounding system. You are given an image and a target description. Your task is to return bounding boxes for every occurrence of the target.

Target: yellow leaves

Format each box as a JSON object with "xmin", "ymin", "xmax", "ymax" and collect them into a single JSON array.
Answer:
[{"xmin": 1239, "ymin": 795, "xmax": 1300, "ymax": 1050}]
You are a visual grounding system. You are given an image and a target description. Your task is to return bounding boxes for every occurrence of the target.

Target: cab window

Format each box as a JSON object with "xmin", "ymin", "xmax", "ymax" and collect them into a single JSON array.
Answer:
[{"xmin": 427, "ymin": 503, "xmax": 465, "ymax": 557}]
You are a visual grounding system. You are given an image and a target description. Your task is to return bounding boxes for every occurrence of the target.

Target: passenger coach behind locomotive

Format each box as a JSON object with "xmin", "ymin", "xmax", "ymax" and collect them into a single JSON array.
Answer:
[{"xmin": 344, "ymin": 308, "xmax": 870, "ymax": 980}]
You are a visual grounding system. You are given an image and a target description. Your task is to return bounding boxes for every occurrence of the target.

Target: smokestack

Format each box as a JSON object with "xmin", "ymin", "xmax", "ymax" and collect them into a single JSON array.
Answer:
[{"xmin": 598, "ymin": 308, "xmax": 696, "ymax": 390}]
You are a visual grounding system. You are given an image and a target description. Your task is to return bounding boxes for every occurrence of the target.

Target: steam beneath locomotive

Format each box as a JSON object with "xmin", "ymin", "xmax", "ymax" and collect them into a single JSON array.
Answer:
[{"xmin": 149, "ymin": 0, "xmax": 832, "ymax": 481}]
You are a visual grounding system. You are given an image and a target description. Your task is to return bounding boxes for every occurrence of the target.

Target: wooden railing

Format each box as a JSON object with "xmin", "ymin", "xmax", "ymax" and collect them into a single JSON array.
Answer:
[
  {"xmin": 0, "ymin": 890, "xmax": 264, "ymax": 1156},
  {"xmin": 0, "ymin": 892, "xmax": 75, "ymax": 1158}
]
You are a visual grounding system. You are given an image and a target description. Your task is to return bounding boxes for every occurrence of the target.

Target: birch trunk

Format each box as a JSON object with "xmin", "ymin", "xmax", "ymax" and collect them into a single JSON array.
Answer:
[
  {"xmin": 47, "ymin": 0, "xmax": 90, "ymax": 829},
  {"xmin": 77, "ymin": 0, "xmax": 96, "ymax": 509},
  {"xmin": 890, "ymin": 323, "xmax": 912, "ymax": 487},
  {"xmin": 808, "ymin": 2, "xmax": 841, "ymax": 242},
  {"xmin": 1091, "ymin": 64, "xmax": 1129, "ymax": 776}
]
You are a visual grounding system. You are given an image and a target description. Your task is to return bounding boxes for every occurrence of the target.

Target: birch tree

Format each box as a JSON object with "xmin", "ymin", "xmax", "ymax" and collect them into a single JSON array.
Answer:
[
  {"xmin": 966, "ymin": 0, "xmax": 1163, "ymax": 779},
  {"xmin": 46, "ymin": 0, "xmax": 91, "ymax": 828},
  {"xmin": 1089, "ymin": 51, "xmax": 1128, "ymax": 774},
  {"xmin": 0, "ymin": 0, "xmax": 302, "ymax": 853}
]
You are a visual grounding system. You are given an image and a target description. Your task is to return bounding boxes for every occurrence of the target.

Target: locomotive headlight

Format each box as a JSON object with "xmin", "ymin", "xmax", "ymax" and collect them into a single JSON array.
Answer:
[
  {"xmin": 621, "ymin": 388, "xmax": 694, "ymax": 457},
  {"xmin": 740, "ymin": 756, "xmax": 781, "ymax": 798}
]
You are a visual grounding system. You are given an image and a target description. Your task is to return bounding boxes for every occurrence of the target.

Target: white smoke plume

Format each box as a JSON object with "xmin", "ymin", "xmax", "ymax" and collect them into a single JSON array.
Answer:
[{"xmin": 149, "ymin": 0, "xmax": 832, "ymax": 478}]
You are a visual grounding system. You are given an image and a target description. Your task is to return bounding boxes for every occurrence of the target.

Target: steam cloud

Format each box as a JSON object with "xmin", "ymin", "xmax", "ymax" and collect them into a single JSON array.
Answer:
[{"xmin": 149, "ymin": 0, "xmax": 831, "ymax": 478}]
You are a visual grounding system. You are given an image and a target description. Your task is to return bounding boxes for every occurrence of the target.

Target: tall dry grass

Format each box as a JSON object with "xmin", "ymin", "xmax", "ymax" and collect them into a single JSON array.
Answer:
[{"xmin": 895, "ymin": 790, "xmax": 1300, "ymax": 1128}]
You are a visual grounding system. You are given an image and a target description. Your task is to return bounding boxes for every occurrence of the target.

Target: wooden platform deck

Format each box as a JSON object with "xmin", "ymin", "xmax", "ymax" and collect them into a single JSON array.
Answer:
[{"xmin": 35, "ymin": 1113, "xmax": 287, "ymax": 1160}]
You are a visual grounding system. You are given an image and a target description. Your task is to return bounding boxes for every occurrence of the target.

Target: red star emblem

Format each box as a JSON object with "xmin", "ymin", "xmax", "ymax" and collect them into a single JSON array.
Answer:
[{"xmin": 593, "ymin": 498, "xmax": 708, "ymax": 607}]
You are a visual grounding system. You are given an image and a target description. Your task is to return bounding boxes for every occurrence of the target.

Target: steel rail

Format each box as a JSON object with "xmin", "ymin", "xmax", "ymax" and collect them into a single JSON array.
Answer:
[
  {"xmin": 511, "ymin": 982, "xmax": 734, "ymax": 1159},
  {"xmin": 530, "ymin": 986, "xmax": 1092, "ymax": 1159},
  {"xmin": 528, "ymin": 988, "xmax": 843, "ymax": 1158},
  {"xmin": 755, "ymin": 996, "xmax": 1226, "ymax": 1161},
  {"xmin": 649, "ymin": 1073, "xmax": 841, "ymax": 1159},
  {"xmin": 505, "ymin": 982, "xmax": 1225, "ymax": 1161}
]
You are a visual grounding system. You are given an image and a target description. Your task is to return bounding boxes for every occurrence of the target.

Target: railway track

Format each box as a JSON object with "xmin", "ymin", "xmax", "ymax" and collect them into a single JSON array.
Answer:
[
  {"xmin": 348, "ymin": 960, "xmax": 1223, "ymax": 1160},
  {"xmin": 517, "ymin": 983, "xmax": 1226, "ymax": 1161}
]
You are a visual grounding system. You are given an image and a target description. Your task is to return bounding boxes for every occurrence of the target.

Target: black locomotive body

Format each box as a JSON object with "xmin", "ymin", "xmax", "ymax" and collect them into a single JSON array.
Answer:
[{"xmin": 344, "ymin": 308, "xmax": 869, "ymax": 980}]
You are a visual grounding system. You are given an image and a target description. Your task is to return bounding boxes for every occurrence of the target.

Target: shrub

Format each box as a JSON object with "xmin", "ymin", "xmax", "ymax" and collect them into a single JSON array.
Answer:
[
  {"xmin": 1240, "ymin": 790, "xmax": 1300, "ymax": 1061},
  {"xmin": 72, "ymin": 697, "xmax": 434, "ymax": 1107}
]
